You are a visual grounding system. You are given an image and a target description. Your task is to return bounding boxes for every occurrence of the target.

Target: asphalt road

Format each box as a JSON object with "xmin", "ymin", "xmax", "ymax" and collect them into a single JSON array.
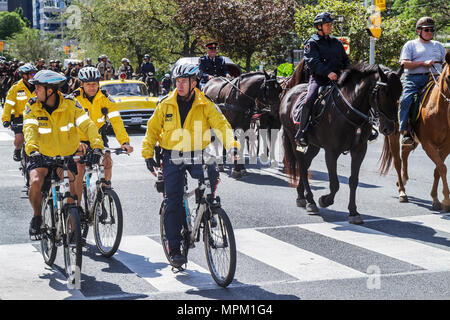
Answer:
[{"xmin": 1, "ymin": 121, "xmax": 450, "ymax": 301}]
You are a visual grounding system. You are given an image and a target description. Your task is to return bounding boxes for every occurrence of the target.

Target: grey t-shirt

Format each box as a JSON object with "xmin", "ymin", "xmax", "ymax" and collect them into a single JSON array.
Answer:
[{"xmin": 399, "ymin": 39, "xmax": 446, "ymax": 74}]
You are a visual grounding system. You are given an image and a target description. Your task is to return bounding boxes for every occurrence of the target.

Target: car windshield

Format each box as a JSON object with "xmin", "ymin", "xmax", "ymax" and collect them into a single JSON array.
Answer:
[{"xmin": 101, "ymin": 83, "xmax": 149, "ymax": 96}]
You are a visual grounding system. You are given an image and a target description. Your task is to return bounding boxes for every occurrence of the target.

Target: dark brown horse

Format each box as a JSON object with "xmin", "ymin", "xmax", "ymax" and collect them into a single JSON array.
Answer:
[
  {"xmin": 380, "ymin": 51, "xmax": 450, "ymax": 211},
  {"xmin": 280, "ymin": 63, "xmax": 403, "ymax": 224},
  {"xmin": 203, "ymin": 71, "xmax": 282, "ymax": 177}
]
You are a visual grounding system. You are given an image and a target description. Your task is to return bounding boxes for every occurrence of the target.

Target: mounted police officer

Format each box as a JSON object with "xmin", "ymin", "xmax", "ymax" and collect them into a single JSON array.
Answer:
[
  {"xmin": 198, "ymin": 41, "xmax": 231, "ymax": 91},
  {"xmin": 295, "ymin": 12, "xmax": 350, "ymax": 148},
  {"xmin": 139, "ymin": 54, "xmax": 156, "ymax": 82}
]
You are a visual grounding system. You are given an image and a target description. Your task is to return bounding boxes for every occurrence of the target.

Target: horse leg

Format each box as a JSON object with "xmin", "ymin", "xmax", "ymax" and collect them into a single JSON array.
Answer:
[
  {"xmin": 298, "ymin": 146, "xmax": 320, "ymax": 213},
  {"xmin": 431, "ymin": 167, "xmax": 442, "ymax": 211},
  {"xmin": 296, "ymin": 179, "xmax": 306, "ymax": 207},
  {"xmin": 319, "ymin": 150, "xmax": 340, "ymax": 208},
  {"xmin": 348, "ymin": 143, "xmax": 367, "ymax": 224},
  {"xmin": 388, "ymin": 132, "xmax": 408, "ymax": 202},
  {"xmin": 401, "ymin": 144, "xmax": 415, "ymax": 186}
]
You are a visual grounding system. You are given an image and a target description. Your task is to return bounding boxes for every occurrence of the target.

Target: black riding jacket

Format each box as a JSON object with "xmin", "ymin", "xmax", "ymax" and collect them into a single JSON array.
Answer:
[
  {"xmin": 304, "ymin": 33, "xmax": 350, "ymax": 85},
  {"xmin": 140, "ymin": 62, "xmax": 155, "ymax": 75},
  {"xmin": 199, "ymin": 55, "xmax": 229, "ymax": 83}
]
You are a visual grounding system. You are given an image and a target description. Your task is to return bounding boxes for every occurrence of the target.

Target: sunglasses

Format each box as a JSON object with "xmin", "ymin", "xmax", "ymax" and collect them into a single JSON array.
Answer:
[{"xmin": 422, "ymin": 28, "xmax": 435, "ymax": 32}]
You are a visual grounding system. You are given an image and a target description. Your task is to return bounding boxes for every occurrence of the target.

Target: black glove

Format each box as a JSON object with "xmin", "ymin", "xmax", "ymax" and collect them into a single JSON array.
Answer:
[
  {"xmin": 145, "ymin": 158, "xmax": 158, "ymax": 173},
  {"xmin": 30, "ymin": 151, "xmax": 45, "ymax": 167},
  {"xmin": 3, "ymin": 121, "xmax": 10, "ymax": 128},
  {"xmin": 88, "ymin": 148, "xmax": 103, "ymax": 164}
]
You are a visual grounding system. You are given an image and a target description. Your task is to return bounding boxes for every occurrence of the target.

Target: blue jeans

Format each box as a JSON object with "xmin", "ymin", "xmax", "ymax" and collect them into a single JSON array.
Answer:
[
  {"xmin": 399, "ymin": 74, "xmax": 429, "ymax": 133},
  {"xmin": 162, "ymin": 149, "xmax": 219, "ymax": 250}
]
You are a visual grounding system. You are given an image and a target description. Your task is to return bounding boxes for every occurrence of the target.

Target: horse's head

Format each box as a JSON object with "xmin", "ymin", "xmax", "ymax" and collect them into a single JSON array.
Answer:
[
  {"xmin": 260, "ymin": 71, "xmax": 282, "ymax": 115},
  {"xmin": 371, "ymin": 65, "xmax": 403, "ymax": 136}
]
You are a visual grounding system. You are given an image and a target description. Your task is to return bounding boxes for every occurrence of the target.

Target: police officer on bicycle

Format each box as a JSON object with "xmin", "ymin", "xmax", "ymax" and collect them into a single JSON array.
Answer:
[
  {"xmin": 142, "ymin": 64, "xmax": 239, "ymax": 268},
  {"xmin": 23, "ymin": 70, "xmax": 104, "ymax": 238}
]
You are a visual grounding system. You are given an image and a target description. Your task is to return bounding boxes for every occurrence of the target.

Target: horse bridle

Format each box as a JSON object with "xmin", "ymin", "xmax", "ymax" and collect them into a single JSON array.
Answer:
[{"xmin": 332, "ymin": 79, "xmax": 393, "ymax": 128}]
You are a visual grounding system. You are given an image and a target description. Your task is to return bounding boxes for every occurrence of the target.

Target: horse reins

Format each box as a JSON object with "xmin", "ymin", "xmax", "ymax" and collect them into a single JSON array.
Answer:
[{"xmin": 430, "ymin": 64, "xmax": 450, "ymax": 104}]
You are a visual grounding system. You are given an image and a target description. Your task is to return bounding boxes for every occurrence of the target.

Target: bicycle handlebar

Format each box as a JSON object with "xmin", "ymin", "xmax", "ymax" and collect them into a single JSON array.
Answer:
[{"xmin": 104, "ymin": 147, "xmax": 128, "ymax": 155}]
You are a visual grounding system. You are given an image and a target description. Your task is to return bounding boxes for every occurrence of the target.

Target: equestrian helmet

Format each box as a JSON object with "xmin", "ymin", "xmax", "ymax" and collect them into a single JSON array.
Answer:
[{"xmin": 313, "ymin": 12, "xmax": 334, "ymax": 28}]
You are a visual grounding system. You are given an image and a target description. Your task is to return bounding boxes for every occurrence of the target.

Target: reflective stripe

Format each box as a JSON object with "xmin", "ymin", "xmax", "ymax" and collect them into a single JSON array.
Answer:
[
  {"xmin": 97, "ymin": 116, "xmax": 105, "ymax": 123},
  {"xmin": 108, "ymin": 111, "xmax": 120, "ymax": 119},
  {"xmin": 16, "ymin": 96, "xmax": 28, "ymax": 101},
  {"xmin": 5, "ymin": 99, "xmax": 16, "ymax": 106},
  {"xmin": 38, "ymin": 128, "xmax": 52, "ymax": 134},
  {"xmin": 60, "ymin": 123, "xmax": 74, "ymax": 132},
  {"xmin": 24, "ymin": 119, "xmax": 39, "ymax": 126},
  {"xmin": 75, "ymin": 114, "xmax": 90, "ymax": 127}
]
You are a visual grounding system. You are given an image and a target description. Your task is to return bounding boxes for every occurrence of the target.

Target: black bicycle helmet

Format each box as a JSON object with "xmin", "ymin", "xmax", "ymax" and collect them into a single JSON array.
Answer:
[
  {"xmin": 172, "ymin": 63, "xmax": 200, "ymax": 81},
  {"xmin": 313, "ymin": 12, "xmax": 334, "ymax": 28}
]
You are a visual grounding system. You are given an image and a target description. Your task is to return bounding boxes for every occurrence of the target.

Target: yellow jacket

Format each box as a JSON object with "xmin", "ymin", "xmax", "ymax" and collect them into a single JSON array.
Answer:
[
  {"xmin": 142, "ymin": 88, "xmax": 239, "ymax": 159},
  {"xmin": 23, "ymin": 92, "xmax": 104, "ymax": 157},
  {"xmin": 2, "ymin": 79, "xmax": 36, "ymax": 122},
  {"xmin": 72, "ymin": 87, "xmax": 129, "ymax": 145}
]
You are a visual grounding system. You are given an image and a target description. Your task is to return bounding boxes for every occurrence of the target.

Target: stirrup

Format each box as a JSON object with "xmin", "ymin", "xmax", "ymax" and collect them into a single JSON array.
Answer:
[{"xmin": 171, "ymin": 265, "xmax": 186, "ymax": 273}]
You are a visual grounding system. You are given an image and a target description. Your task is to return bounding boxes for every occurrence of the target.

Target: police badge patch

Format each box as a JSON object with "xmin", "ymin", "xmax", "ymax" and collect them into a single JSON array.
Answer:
[{"xmin": 304, "ymin": 43, "xmax": 310, "ymax": 54}]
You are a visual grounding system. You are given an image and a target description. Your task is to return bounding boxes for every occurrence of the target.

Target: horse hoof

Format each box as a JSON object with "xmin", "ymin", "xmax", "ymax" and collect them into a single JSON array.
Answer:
[
  {"xmin": 349, "ymin": 215, "xmax": 364, "ymax": 225},
  {"xmin": 318, "ymin": 196, "xmax": 333, "ymax": 208},
  {"xmin": 296, "ymin": 199, "xmax": 307, "ymax": 207},
  {"xmin": 399, "ymin": 195, "xmax": 408, "ymax": 203},
  {"xmin": 306, "ymin": 203, "xmax": 319, "ymax": 213},
  {"xmin": 217, "ymin": 164, "xmax": 225, "ymax": 172},
  {"xmin": 432, "ymin": 202, "xmax": 442, "ymax": 211},
  {"xmin": 231, "ymin": 170, "xmax": 242, "ymax": 179},
  {"xmin": 443, "ymin": 204, "xmax": 450, "ymax": 213}
]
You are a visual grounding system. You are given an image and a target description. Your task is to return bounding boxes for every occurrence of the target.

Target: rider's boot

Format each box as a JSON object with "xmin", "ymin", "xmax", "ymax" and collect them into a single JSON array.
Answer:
[
  {"xmin": 13, "ymin": 148, "xmax": 21, "ymax": 162},
  {"xmin": 295, "ymin": 106, "xmax": 311, "ymax": 148}
]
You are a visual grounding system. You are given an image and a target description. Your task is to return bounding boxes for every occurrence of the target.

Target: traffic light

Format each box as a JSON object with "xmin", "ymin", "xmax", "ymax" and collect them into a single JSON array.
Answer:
[{"xmin": 367, "ymin": 8, "xmax": 382, "ymax": 38}]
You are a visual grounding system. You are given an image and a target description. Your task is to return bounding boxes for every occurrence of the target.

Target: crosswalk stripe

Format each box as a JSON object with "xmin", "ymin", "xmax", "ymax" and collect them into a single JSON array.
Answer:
[
  {"xmin": 0, "ymin": 132, "xmax": 13, "ymax": 141},
  {"xmin": 299, "ymin": 221, "xmax": 450, "ymax": 272},
  {"xmin": 113, "ymin": 235, "xmax": 216, "ymax": 292},
  {"xmin": 390, "ymin": 214, "xmax": 450, "ymax": 234},
  {"xmin": 0, "ymin": 243, "xmax": 85, "ymax": 300},
  {"xmin": 234, "ymin": 228, "xmax": 367, "ymax": 282}
]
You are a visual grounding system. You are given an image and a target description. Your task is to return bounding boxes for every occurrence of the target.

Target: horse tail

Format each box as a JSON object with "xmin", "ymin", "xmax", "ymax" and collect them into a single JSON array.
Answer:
[
  {"xmin": 282, "ymin": 130, "xmax": 299, "ymax": 187},
  {"xmin": 379, "ymin": 135, "xmax": 392, "ymax": 176}
]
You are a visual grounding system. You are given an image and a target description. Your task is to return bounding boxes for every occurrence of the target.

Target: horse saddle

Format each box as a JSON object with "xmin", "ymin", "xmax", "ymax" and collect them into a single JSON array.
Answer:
[
  {"xmin": 409, "ymin": 80, "xmax": 434, "ymax": 128},
  {"xmin": 292, "ymin": 84, "xmax": 333, "ymax": 127}
]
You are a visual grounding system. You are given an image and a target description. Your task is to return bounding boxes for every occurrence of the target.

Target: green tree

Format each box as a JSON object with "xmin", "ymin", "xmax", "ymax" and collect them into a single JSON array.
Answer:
[
  {"xmin": 6, "ymin": 28, "xmax": 51, "ymax": 62},
  {"xmin": 294, "ymin": 0, "xmax": 414, "ymax": 69},
  {"xmin": 0, "ymin": 11, "xmax": 26, "ymax": 40},
  {"xmin": 176, "ymin": 0, "xmax": 296, "ymax": 72}
]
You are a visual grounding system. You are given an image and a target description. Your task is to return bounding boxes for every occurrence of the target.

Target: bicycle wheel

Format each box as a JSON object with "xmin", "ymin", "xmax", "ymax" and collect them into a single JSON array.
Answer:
[
  {"xmin": 80, "ymin": 183, "xmax": 90, "ymax": 240},
  {"xmin": 93, "ymin": 188, "xmax": 123, "ymax": 257},
  {"xmin": 63, "ymin": 206, "xmax": 82, "ymax": 285},
  {"xmin": 203, "ymin": 207, "xmax": 236, "ymax": 287},
  {"xmin": 40, "ymin": 194, "xmax": 57, "ymax": 266},
  {"xmin": 159, "ymin": 201, "xmax": 189, "ymax": 265}
]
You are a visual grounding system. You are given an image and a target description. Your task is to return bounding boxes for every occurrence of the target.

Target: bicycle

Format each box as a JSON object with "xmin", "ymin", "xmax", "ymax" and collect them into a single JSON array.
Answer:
[
  {"xmin": 80, "ymin": 147, "xmax": 126, "ymax": 258},
  {"xmin": 10, "ymin": 121, "xmax": 29, "ymax": 196},
  {"xmin": 39, "ymin": 155, "xmax": 83, "ymax": 286},
  {"xmin": 155, "ymin": 148, "xmax": 237, "ymax": 287}
]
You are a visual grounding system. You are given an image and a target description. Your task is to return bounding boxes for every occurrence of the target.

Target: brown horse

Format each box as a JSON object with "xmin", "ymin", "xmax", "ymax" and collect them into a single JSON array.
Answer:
[{"xmin": 380, "ymin": 51, "xmax": 450, "ymax": 211}]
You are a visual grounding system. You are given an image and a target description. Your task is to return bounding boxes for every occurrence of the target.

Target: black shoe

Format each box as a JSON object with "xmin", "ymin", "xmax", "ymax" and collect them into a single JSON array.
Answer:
[
  {"xmin": 29, "ymin": 215, "xmax": 42, "ymax": 239},
  {"xmin": 402, "ymin": 135, "xmax": 414, "ymax": 145},
  {"xmin": 169, "ymin": 247, "xmax": 186, "ymax": 268},
  {"xmin": 368, "ymin": 129, "xmax": 379, "ymax": 143},
  {"xmin": 13, "ymin": 149, "xmax": 21, "ymax": 162}
]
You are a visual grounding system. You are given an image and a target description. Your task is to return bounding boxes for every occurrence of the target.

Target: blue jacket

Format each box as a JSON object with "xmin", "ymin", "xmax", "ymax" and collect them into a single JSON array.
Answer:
[{"xmin": 304, "ymin": 33, "xmax": 350, "ymax": 84}]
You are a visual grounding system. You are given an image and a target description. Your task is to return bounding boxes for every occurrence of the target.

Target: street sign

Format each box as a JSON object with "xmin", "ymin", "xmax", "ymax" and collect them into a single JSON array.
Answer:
[
  {"xmin": 0, "ymin": 41, "xmax": 4, "ymax": 52},
  {"xmin": 375, "ymin": 0, "xmax": 386, "ymax": 11},
  {"xmin": 339, "ymin": 37, "xmax": 350, "ymax": 54},
  {"xmin": 367, "ymin": 7, "xmax": 382, "ymax": 39}
]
